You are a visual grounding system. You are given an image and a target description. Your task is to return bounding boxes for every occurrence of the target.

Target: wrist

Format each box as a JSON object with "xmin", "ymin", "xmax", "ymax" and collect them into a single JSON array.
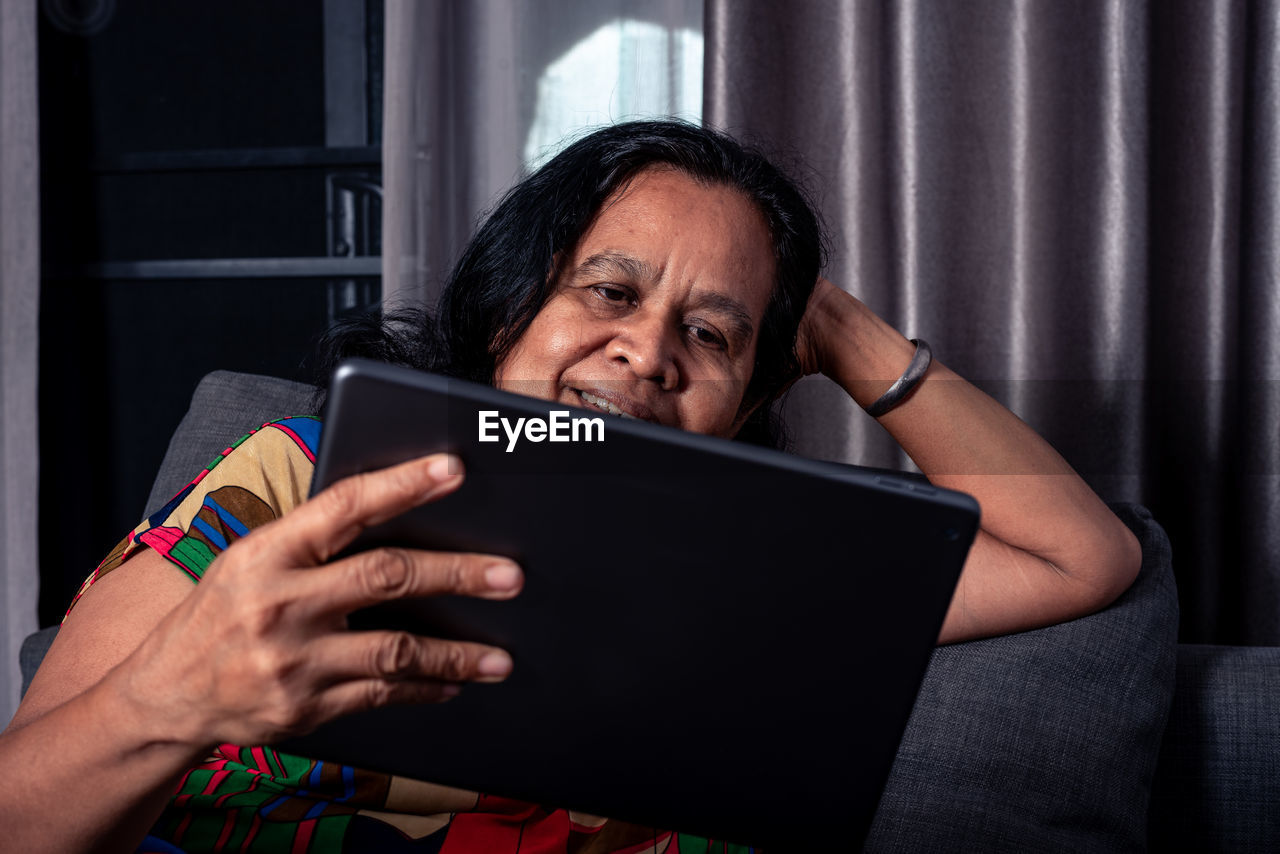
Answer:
[
  {"xmin": 105, "ymin": 649, "xmax": 220, "ymax": 761},
  {"xmin": 864, "ymin": 339, "xmax": 932, "ymax": 417}
]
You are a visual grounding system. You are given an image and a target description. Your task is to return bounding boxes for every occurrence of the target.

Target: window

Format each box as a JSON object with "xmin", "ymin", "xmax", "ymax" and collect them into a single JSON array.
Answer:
[{"xmin": 521, "ymin": 7, "xmax": 703, "ymax": 170}]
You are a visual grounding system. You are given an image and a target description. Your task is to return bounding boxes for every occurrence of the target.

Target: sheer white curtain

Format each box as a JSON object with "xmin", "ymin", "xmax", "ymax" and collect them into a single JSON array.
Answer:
[
  {"xmin": 0, "ymin": 0, "xmax": 40, "ymax": 724},
  {"xmin": 381, "ymin": 0, "xmax": 702, "ymax": 309}
]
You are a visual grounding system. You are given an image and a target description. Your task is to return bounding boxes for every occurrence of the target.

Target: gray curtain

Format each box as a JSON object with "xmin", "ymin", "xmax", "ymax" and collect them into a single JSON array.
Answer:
[
  {"xmin": 0, "ymin": 0, "xmax": 40, "ymax": 723},
  {"xmin": 382, "ymin": 0, "xmax": 702, "ymax": 308},
  {"xmin": 706, "ymin": 0, "xmax": 1280, "ymax": 644}
]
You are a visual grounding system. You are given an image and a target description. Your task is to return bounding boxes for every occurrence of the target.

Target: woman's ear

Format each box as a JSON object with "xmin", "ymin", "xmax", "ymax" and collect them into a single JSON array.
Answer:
[{"xmin": 728, "ymin": 386, "xmax": 771, "ymax": 438}]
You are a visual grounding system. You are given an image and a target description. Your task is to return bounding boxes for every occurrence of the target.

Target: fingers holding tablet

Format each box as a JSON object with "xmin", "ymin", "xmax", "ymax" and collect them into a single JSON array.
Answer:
[
  {"xmin": 130, "ymin": 454, "xmax": 521, "ymax": 746},
  {"xmin": 266, "ymin": 453, "xmax": 467, "ymax": 565}
]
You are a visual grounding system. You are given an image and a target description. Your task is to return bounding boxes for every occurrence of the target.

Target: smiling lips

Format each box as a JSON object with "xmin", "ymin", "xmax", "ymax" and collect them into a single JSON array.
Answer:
[{"xmin": 573, "ymin": 389, "xmax": 652, "ymax": 422}]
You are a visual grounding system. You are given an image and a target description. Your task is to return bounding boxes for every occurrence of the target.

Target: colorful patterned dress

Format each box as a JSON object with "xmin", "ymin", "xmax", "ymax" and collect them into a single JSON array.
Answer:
[{"xmin": 70, "ymin": 418, "xmax": 754, "ymax": 854}]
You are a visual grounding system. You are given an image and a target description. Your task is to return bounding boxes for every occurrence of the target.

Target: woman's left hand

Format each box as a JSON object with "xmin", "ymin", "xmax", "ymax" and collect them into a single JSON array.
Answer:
[
  {"xmin": 794, "ymin": 277, "xmax": 848, "ymax": 379},
  {"xmin": 794, "ymin": 276, "xmax": 925, "ymax": 410}
]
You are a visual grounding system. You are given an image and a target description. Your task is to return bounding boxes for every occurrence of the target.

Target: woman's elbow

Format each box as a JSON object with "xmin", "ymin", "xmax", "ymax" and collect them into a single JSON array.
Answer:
[{"xmin": 1078, "ymin": 518, "xmax": 1143, "ymax": 614}]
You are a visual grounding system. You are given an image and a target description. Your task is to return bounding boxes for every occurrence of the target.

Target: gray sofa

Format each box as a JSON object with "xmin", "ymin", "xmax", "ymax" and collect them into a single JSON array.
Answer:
[{"xmin": 20, "ymin": 371, "xmax": 1280, "ymax": 852}]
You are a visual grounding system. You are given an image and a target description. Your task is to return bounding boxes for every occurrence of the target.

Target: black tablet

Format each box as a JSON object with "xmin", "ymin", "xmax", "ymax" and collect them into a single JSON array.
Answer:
[{"xmin": 283, "ymin": 358, "xmax": 979, "ymax": 847}]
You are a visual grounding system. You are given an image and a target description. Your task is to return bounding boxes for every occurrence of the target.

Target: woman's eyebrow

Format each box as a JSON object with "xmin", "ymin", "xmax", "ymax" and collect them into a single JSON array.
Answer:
[
  {"xmin": 575, "ymin": 251, "xmax": 657, "ymax": 283},
  {"xmin": 689, "ymin": 291, "xmax": 755, "ymax": 344}
]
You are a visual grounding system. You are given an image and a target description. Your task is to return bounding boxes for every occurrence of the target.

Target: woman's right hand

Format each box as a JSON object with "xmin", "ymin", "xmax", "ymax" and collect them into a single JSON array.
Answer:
[
  {"xmin": 2, "ymin": 453, "xmax": 518, "ymax": 853},
  {"xmin": 109, "ymin": 453, "xmax": 523, "ymax": 751}
]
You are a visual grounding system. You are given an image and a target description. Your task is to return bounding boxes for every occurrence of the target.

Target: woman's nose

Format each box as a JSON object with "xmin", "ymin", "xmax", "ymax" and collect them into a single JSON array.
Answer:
[{"xmin": 606, "ymin": 312, "xmax": 679, "ymax": 390}]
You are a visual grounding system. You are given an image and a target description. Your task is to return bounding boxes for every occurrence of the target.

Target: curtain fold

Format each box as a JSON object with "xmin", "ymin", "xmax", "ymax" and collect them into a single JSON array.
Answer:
[
  {"xmin": 1237, "ymin": 0, "xmax": 1280, "ymax": 642},
  {"xmin": 706, "ymin": 0, "xmax": 1280, "ymax": 644},
  {"xmin": 0, "ymin": 0, "xmax": 40, "ymax": 723},
  {"xmin": 383, "ymin": 0, "xmax": 523, "ymax": 311}
]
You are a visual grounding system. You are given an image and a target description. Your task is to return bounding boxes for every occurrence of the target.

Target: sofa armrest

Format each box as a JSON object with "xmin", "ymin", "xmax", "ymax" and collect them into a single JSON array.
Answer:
[
  {"xmin": 19, "ymin": 625, "xmax": 60, "ymax": 699},
  {"xmin": 865, "ymin": 503, "xmax": 1179, "ymax": 853}
]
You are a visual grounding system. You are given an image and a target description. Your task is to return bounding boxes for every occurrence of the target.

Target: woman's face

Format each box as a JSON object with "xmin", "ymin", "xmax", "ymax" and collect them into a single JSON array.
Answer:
[{"xmin": 494, "ymin": 167, "xmax": 777, "ymax": 437}]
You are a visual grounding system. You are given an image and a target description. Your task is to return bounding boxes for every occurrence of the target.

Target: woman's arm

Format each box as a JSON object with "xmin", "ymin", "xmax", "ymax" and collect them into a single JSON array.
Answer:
[
  {"xmin": 0, "ymin": 455, "xmax": 522, "ymax": 853},
  {"xmin": 797, "ymin": 279, "xmax": 1141, "ymax": 643}
]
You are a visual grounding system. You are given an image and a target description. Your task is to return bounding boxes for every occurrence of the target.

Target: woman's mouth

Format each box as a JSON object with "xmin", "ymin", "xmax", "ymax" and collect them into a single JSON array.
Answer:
[{"xmin": 575, "ymin": 390, "xmax": 641, "ymax": 420}]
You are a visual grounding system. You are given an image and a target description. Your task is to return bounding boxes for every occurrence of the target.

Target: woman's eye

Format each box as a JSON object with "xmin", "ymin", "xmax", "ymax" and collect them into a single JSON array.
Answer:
[
  {"xmin": 593, "ymin": 285, "xmax": 630, "ymax": 303},
  {"xmin": 687, "ymin": 325, "xmax": 727, "ymax": 350}
]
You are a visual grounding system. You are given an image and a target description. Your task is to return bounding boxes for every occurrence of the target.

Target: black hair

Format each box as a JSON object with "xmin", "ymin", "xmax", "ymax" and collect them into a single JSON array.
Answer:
[{"xmin": 318, "ymin": 119, "xmax": 825, "ymax": 446}]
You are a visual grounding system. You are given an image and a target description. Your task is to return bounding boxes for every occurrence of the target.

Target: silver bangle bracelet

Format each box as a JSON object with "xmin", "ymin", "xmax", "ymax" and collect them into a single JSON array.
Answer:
[{"xmin": 864, "ymin": 339, "xmax": 932, "ymax": 418}]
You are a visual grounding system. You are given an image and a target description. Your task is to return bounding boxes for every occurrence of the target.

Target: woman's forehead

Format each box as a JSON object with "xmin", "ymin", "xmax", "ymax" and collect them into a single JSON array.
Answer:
[{"xmin": 570, "ymin": 167, "xmax": 777, "ymax": 314}]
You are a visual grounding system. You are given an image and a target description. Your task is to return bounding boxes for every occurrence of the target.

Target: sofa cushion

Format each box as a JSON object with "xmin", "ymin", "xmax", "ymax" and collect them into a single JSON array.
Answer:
[
  {"xmin": 1148, "ymin": 643, "xmax": 1280, "ymax": 850},
  {"xmin": 864, "ymin": 503, "xmax": 1178, "ymax": 853}
]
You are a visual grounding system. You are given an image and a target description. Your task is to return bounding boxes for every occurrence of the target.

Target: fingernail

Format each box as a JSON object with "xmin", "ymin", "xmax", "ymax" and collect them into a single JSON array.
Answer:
[
  {"xmin": 426, "ymin": 455, "xmax": 461, "ymax": 482},
  {"xmin": 484, "ymin": 563, "xmax": 521, "ymax": 591},
  {"xmin": 477, "ymin": 650, "xmax": 513, "ymax": 678}
]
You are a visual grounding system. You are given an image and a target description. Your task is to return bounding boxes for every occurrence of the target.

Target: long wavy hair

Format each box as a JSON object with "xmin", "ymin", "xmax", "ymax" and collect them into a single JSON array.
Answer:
[{"xmin": 317, "ymin": 120, "xmax": 825, "ymax": 446}]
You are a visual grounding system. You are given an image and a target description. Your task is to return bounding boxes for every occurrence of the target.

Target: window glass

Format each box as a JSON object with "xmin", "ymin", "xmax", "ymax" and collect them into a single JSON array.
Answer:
[{"xmin": 523, "ymin": 11, "xmax": 702, "ymax": 170}]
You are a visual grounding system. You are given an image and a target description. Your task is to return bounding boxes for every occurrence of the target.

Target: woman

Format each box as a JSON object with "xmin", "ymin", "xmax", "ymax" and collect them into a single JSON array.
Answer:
[{"xmin": 1, "ymin": 121, "xmax": 1140, "ymax": 852}]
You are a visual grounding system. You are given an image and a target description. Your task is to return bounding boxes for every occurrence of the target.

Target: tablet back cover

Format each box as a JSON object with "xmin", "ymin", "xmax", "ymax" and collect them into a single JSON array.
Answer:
[{"xmin": 281, "ymin": 359, "xmax": 978, "ymax": 847}]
